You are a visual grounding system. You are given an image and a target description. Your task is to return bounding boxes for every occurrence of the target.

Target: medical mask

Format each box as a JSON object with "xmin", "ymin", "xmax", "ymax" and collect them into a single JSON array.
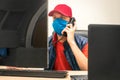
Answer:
[{"xmin": 52, "ymin": 18, "xmax": 68, "ymax": 36}]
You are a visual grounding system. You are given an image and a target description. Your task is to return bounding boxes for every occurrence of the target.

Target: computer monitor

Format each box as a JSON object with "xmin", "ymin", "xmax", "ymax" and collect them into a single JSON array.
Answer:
[
  {"xmin": 0, "ymin": 0, "xmax": 48, "ymax": 68},
  {"xmin": 88, "ymin": 24, "xmax": 120, "ymax": 80}
]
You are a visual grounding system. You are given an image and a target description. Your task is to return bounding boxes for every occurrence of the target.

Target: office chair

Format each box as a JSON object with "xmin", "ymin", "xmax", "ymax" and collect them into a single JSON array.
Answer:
[{"xmin": 75, "ymin": 30, "xmax": 88, "ymax": 38}]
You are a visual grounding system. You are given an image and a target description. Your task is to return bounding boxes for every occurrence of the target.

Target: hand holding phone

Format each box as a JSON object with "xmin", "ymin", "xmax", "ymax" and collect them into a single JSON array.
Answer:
[{"xmin": 63, "ymin": 17, "xmax": 76, "ymax": 37}]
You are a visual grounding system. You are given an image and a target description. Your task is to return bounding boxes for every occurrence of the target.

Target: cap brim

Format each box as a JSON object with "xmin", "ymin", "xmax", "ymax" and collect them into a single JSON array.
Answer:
[
  {"xmin": 48, "ymin": 10, "xmax": 55, "ymax": 16},
  {"xmin": 48, "ymin": 10, "xmax": 70, "ymax": 17}
]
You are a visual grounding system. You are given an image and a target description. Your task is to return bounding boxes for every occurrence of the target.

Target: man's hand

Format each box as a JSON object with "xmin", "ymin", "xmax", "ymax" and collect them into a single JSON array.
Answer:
[{"xmin": 62, "ymin": 22, "xmax": 77, "ymax": 44}]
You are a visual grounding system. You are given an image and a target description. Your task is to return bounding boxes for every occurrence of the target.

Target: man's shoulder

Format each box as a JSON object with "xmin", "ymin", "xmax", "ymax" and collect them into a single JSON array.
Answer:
[
  {"xmin": 74, "ymin": 33, "xmax": 88, "ymax": 41},
  {"xmin": 74, "ymin": 33, "xmax": 88, "ymax": 48}
]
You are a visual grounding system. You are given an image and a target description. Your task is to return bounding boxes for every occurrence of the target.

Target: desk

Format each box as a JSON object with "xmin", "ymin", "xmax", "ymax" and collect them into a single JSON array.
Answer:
[{"xmin": 0, "ymin": 71, "xmax": 88, "ymax": 80}]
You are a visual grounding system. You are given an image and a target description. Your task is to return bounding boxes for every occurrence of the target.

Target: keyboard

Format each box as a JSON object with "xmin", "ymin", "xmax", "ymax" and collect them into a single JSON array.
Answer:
[
  {"xmin": 70, "ymin": 75, "xmax": 88, "ymax": 80},
  {"xmin": 0, "ymin": 69, "xmax": 67, "ymax": 78}
]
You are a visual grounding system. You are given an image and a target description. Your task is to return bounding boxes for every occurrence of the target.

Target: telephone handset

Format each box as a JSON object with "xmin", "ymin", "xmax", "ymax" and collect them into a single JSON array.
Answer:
[{"xmin": 62, "ymin": 17, "xmax": 76, "ymax": 37}]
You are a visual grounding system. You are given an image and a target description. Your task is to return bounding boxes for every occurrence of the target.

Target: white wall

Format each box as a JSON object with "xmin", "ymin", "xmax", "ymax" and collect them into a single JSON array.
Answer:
[{"xmin": 48, "ymin": 0, "xmax": 120, "ymax": 36}]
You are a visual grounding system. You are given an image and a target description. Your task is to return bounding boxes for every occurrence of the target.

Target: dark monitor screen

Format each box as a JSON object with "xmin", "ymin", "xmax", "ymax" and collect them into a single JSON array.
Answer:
[
  {"xmin": 0, "ymin": 0, "xmax": 48, "ymax": 68},
  {"xmin": 88, "ymin": 24, "xmax": 120, "ymax": 80}
]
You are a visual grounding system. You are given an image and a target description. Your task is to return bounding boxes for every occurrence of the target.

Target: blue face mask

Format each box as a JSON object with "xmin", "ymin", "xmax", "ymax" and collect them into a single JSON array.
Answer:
[{"xmin": 52, "ymin": 18, "xmax": 68, "ymax": 36}]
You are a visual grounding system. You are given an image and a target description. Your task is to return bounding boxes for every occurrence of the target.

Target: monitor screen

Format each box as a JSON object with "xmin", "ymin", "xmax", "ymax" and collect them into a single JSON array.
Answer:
[
  {"xmin": 0, "ymin": 0, "xmax": 48, "ymax": 68},
  {"xmin": 88, "ymin": 24, "xmax": 120, "ymax": 80}
]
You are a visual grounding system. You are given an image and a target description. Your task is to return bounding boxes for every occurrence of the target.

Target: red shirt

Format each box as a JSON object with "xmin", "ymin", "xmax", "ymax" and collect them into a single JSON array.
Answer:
[
  {"xmin": 53, "ymin": 41, "xmax": 72, "ymax": 70},
  {"xmin": 82, "ymin": 43, "xmax": 88, "ymax": 58}
]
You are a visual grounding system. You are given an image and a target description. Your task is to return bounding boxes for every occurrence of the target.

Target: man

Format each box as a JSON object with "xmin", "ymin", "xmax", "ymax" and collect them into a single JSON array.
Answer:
[{"xmin": 47, "ymin": 4, "xmax": 88, "ymax": 70}]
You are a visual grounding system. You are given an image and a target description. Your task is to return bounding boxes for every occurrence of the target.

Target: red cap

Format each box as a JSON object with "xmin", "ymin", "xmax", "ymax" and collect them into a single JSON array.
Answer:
[{"xmin": 48, "ymin": 4, "xmax": 72, "ymax": 17}]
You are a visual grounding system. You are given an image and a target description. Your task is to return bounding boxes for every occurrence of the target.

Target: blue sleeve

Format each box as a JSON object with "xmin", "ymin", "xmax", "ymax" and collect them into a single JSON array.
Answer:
[
  {"xmin": 0, "ymin": 48, "xmax": 7, "ymax": 57},
  {"xmin": 74, "ymin": 33, "xmax": 88, "ymax": 49}
]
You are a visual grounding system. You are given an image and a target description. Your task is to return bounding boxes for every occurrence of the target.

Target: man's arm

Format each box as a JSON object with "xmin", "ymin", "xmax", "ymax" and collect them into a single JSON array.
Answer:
[
  {"xmin": 62, "ymin": 24, "xmax": 88, "ymax": 70},
  {"xmin": 68, "ymin": 41, "xmax": 88, "ymax": 70}
]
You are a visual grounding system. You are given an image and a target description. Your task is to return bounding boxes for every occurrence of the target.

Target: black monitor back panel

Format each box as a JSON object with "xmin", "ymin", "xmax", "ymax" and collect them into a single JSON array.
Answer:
[
  {"xmin": 0, "ymin": 0, "xmax": 48, "ymax": 68},
  {"xmin": 0, "ymin": 0, "xmax": 47, "ymax": 48},
  {"xmin": 88, "ymin": 24, "xmax": 120, "ymax": 80}
]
